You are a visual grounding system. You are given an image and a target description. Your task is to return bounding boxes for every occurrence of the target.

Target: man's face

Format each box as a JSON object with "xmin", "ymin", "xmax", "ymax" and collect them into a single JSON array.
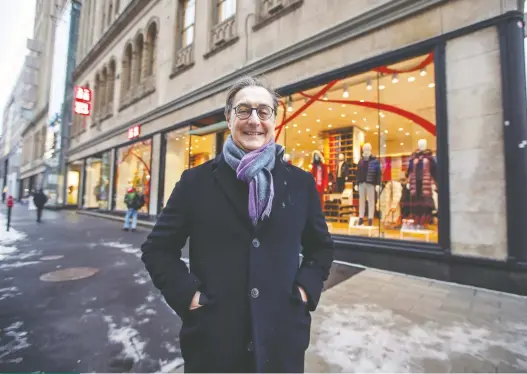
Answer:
[{"xmin": 226, "ymin": 86, "xmax": 276, "ymax": 151}]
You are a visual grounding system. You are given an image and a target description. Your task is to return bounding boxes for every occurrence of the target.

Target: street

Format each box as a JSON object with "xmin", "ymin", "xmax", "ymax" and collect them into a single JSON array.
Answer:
[{"xmin": 0, "ymin": 205, "xmax": 363, "ymax": 372}]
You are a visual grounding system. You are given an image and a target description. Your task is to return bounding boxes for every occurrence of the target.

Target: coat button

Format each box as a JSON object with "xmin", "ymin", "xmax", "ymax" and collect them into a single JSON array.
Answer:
[
  {"xmin": 252, "ymin": 239, "xmax": 260, "ymax": 248},
  {"xmin": 281, "ymin": 202, "xmax": 286, "ymax": 208},
  {"xmin": 247, "ymin": 341, "xmax": 254, "ymax": 352},
  {"xmin": 284, "ymin": 181, "xmax": 287, "ymax": 185},
  {"xmin": 250, "ymin": 288, "xmax": 259, "ymax": 298}
]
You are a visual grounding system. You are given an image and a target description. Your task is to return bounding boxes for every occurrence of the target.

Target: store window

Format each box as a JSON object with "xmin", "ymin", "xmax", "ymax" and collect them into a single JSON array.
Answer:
[
  {"xmin": 66, "ymin": 161, "xmax": 83, "ymax": 206},
  {"xmin": 83, "ymin": 152, "xmax": 111, "ymax": 209},
  {"xmin": 277, "ymin": 52, "xmax": 438, "ymax": 243},
  {"xmin": 115, "ymin": 139, "xmax": 152, "ymax": 213},
  {"xmin": 163, "ymin": 127, "xmax": 190, "ymax": 207},
  {"xmin": 189, "ymin": 131, "xmax": 217, "ymax": 168}
]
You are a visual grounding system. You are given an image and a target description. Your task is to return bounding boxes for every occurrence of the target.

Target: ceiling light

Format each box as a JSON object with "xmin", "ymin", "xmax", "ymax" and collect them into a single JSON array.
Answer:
[
  {"xmin": 293, "ymin": 123, "xmax": 298, "ymax": 127},
  {"xmin": 363, "ymin": 118, "xmax": 367, "ymax": 122},
  {"xmin": 399, "ymin": 127, "xmax": 403, "ymax": 131},
  {"xmin": 384, "ymin": 130, "xmax": 388, "ymax": 134},
  {"xmin": 306, "ymin": 128, "xmax": 310, "ymax": 132},
  {"xmin": 296, "ymin": 143, "xmax": 300, "ymax": 146},
  {"xmin": 392, "ymin": 74, "xmax": 399, "ymax": 83},
  {"xmin": 420, "ymin": 68, "xmax": 427, "ymax": 77},
  {"xmin": 302, "ymin": 113, "xmax": 307, "ymax": 117},
  {"xmin": 293, "ymin": 148, "xmax": 296, "ymax": 151},
  {"xmin": 298, "ymin": 130, "xmax": 302, "ymax": 134},
  {"xmin": 374, "ymin": 132, "xmax": 378, "ymax": 135},
  {"xmin": 400, "ymin": 142, "xmax": 404, "ymax": 146},
  {"xmin": 428, "ymin": 83, "xmax": 435, "ymax": 88},
  {"xmin": 352, "ymin": 120, "xmax": 356, "ymax": 123},
  {"xmin": 366, "ymin": 79, "xmax": 372, "ymax": 90},
  {"xmin": 312, "ymin": 135, "xmax": 316, "ymax": 139},
  {"xmin": 342, "ymin": 88, "xmax": 349, "ymax": 98},
  {"xmin": 383, "ymin": 144, "xmax": 386, "ymax": 148},
  {"xmin": 328, "ymin": 124, "xmax": 332, "ymax": 128},
  {"xmin": 287, "ymin": 96, "xmax": 293, "ymax": 112},
  {"xmin": 341, "ymin": 104, "xmax": 346, "ymax": 108},
  {"xmin": 185, "ymin": 148, "xmax": 189, "ymax": 151},
  {"xmin": 323, "ymin": 94, "xmax": 328, "ymax": 101},
  {"xmin": 406, "ymin": 132, "xmax": 410, "ymax": 136},
  {"xmin": 353, "ymin": 111, "xmax": 357, "ymax": 114},
  {"xmin": 328, "ymin": 107, "xmax": 333, "ymax": 111},
  {"xmin": 376, "ymin": 125, "xmax": 379, "ymax": 129},
  {"xmin": 379, "ymin": 84, "xmax": 385, "ymax": 90},
  {"xmin": 365, "ymin": 127, "xmax": 369, "ymax": 130},
  {"xmin": 285, "ymin": 125, "xmax": 289, "ymax": 129},
  {"xmin": 176, "ymin": 138, "xmax": 180, "ymax": 141},
  {"xmin": 312, "ymin": 141, "xmax": 315, "ymax": 144},
  {"xmin": 316, "ymin": 119, "xmax": 320, "ymax": 122},
  {"xmin": 360, "ymin": 100, "xmax": 365, "ymax": 102},
  {"xmin": 341, "ymin": 114, "xmax": 346, "ymax": 117},
  {"xmin": 408, "ymin": 76, "xmax": 416, "ymax": 82}
]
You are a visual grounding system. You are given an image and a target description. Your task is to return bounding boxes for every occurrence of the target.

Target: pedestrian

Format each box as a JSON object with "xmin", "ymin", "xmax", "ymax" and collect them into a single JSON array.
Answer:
[
  {"xmin": 141, "ymin": 76, "xmax": 334, "ymax": 373},
  {"xmin": 123, "ymin": 187, "xmax": 144, "ymax": 232},
  {"xmin": 33, "ymin": 189, "xmax": 48, "ymax": 223},
  {"xmin": 6, "ymin": 195, "xmax": 14, "ymax": 231}
]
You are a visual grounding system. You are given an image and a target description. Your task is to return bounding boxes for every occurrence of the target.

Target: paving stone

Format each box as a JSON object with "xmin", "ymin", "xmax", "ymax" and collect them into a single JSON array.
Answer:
[{"xmin": 421, "ymin": 357, "xmax": 450, "ymax": 372}]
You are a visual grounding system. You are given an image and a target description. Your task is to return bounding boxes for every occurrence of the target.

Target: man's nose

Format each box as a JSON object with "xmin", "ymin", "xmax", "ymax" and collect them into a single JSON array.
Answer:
[{"xmin": 247, "ymin": 110, "xmax": 260, "ymax": 125}]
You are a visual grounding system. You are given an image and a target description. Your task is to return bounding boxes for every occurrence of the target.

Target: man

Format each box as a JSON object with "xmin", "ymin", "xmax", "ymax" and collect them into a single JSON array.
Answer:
[
  {"xmin": 123, "ymin": 187, "xmax": 144, "ymax": 232},
  {"xmin": 33, "ymin": 189, "xmax": 48, "ymax": 223},
  {"xmin": 141, "ymin": 76, "xmax": 334, "ymax": 373}
]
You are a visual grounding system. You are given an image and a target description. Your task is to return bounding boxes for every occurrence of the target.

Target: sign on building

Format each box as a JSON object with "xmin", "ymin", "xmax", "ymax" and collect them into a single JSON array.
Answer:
[
  {"xmin": 128, "ymin": 125, "xmax": 141, "ymax": 140},
  {"xmin": 73, "ymin": 85, "xmax": 92, "ymax": 116}
]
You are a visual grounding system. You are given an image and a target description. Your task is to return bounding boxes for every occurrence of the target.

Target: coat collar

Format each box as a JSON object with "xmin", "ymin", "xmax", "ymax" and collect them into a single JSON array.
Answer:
[{"xmin": 212, "ymin": 150, "xmax": 290, "ymax": 231}]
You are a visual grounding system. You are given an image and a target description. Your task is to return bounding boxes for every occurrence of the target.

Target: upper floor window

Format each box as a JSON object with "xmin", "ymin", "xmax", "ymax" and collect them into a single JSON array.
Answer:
[
  {"xmin": 180, "ymin": 0, "xmax": 195, "ymax": 48},
  {"xmin": 216, "ymin": 0, "xmax": 236, "ymax": 24}
]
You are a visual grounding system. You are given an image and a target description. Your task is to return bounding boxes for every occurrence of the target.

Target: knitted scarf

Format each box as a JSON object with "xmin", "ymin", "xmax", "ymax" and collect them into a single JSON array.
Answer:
[{"xmin": 222, "ymin": 135, "xmax": 284, "ymax": 226}]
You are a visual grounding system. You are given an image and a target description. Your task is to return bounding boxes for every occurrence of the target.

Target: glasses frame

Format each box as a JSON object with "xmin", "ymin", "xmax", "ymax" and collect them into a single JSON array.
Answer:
[{"xmin": 233, "ymin": 104, "xmax": 275, "ymax": 121}]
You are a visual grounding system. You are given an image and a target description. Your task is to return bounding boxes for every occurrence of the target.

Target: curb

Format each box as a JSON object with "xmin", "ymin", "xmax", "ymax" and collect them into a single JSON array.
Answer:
[{"xmin": 76, "ymin": 210, "xmax": 155, "ymax": 228}]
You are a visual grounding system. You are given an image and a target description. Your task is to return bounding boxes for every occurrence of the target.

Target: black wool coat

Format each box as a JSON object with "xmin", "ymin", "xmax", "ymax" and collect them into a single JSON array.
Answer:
[{"xmin": 141, "ymin": 152, "xmax": 334, "ymax": 373}]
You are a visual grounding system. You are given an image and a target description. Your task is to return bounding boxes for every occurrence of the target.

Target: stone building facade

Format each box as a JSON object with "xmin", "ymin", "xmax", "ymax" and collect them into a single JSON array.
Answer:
[{"xmin": 67, "ymin": 0, "xmax": 527, "ymax": 294}]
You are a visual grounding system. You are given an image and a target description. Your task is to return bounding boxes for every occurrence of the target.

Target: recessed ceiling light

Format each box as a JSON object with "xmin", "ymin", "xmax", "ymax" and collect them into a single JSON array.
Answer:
[
  {"xmin": 312, "ymin": 135, "xmax": 316, "ymax": 139},
  {"xmin": 298, "ymin": 130, "xmax": 302, "ymax": 134},
  {"xmin": 285, "ymin": 125, "xmax": 289, "ymax": 129},
  {"xmin": 383, "ymin": 144, "xmax": 387, "ymax": 148},
  {"xmin": 296, "ymin": 143, "xmax": 300, "ymax": 146},
  {"xmin": 293, "ymin": 124, "xmax": 298, "ymax": 127},
  {"xmin": 406, "ymin": 132, "xmax": 410, "ymax": 136},
  {"xmin": 374, "ymin": 132, "xmax": 378, "ymax": 135},
  {"xmin": 428, "ymin": 83, "xmax": 435, "ymax": 88},
  {"xmin": 328, "ymin": 108, "xmax": 333, "ymax": 111},
  {"xmin": 341, "ymin": 104, "xmax": 346, "ymax": 108},
  {"xmin": 360, "ymin": 100, "xmax": 365, "ymax": 103},
  {"xmin": 376, "ymin": 125, "xmax": 379, "ymax": 129},
  {"xmin": 341, "ymin": 114, "xmax": 346, "ymax": 117},
  {"xmin": 306, "ymin": 128, "xmax": 310, "ymax": 132},
  {"xmin": 408, "ymin": 76, "xmax": 416, "ymax": 82},
  {"xmin": 379, "ymin": 84, "xmax": 385, "ymax": 90},
  {"xmin": 352, "ymin": 120, "xmax": 356, "ymax": 123},
  {"xmin": 316, "ymin": 119, "xmax": 321, "ymax": 122},
  {"xmin": 328, "ymin": 124, "xmax": 332, "ymax": 128},
  {"xmin": 353, "ymin": 112, "xmax": 357, "ymax": 115},
  {"xmin": 365, "ymin": 127, "xmax": 369, "ymax": 130},
  {"xmin": 400, "ymin": 142, "xmax": 404, "ymax": 146},
  {"xmin": 384, "ymin": 130, "xmax": 388, "ymax": 134},
  {"xmin": 302, "ymin": 113, "xmax": 307, "ymax": 117},
  {"xmin": 399, "ymin": 128, "xmax": 403, "ymax": 131},
  {"xmin": 363, "ymin": 118, "xmax": 367, "ymax": 122},
  {"xmin": 312, "ymin": 141, "xmax": 315, "ymax": 144}
]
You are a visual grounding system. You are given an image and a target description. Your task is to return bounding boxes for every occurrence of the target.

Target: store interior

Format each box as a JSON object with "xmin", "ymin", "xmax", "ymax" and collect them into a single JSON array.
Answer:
[
  {"xmin": 115, "ymin": 140, "xmax": 152, "ymax": 213},
  {"xmin": 84, "ymin": 153, "xmax": 111, "ymax": 209},
  {"xmin": 66, "ymin": 161, "xmax": 82, "ymax": 206},
  {"xmin": 276, "ymin": 53, "xmax": 438, "ymax": 242}
]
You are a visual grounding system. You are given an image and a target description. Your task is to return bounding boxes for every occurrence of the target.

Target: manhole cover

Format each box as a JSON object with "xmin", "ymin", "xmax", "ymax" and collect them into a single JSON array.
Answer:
[
  {"xmin": 40, "ymin": 267, "xmax": 99, "ymax": 282},
  {"xmin": 40, "ymin": 255, "xmax": 64, "ymax": 261}
]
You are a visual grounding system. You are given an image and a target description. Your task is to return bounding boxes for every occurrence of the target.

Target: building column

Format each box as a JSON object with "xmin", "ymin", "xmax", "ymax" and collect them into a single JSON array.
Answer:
[
  {"xmin": 498, "ymin": 13, "xmax": 527, "ymax": 263},
  {"xmin": 148, "ymin": 133, "xmax": 161, "ymax": 217}
]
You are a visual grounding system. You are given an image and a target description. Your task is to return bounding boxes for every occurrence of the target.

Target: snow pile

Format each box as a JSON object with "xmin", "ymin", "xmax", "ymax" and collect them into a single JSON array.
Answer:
[
  {"xmin": 103, "ymin": 315, "xmax": 147, "ymax": 362},
  {"xmin": 0, "ymin": 213, "xmax": 39, "ymax": 269},
  {"xmin": 0, "ymin": 321, "xmax": 30, "ymax": 364},
  {"xmin": 101, "ymin": 241, "xmax": 142, "ymax": 258},
  {"xmin": 0, "ymin": 213, "xmax": 26, "ymax": 246},
  {"xmin": 309, "ymin": 303, "xmax": 527, "ymax": 372}
]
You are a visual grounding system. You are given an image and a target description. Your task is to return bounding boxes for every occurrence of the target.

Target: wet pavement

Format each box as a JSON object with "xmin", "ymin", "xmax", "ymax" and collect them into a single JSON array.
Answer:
[{"xmin": 0, "ymin": 205, "xmax": 363, "ymax": 372}]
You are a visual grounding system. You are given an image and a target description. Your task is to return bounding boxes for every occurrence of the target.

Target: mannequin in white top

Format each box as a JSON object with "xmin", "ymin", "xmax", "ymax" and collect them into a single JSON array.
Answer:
[{"xmin": 336, "ymin": 153, "xmax": 349, "ymax": 193}]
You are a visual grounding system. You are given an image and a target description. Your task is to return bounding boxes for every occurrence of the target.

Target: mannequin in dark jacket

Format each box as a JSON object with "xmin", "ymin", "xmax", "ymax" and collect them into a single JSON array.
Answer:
[{"xmin": 141, "ymin": 76, "xmax": 334, "ymax": 373}]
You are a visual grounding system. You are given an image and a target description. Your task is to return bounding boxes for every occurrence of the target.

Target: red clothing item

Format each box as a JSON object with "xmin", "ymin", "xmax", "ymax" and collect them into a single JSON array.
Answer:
[{"xmin": 311, "ymin": 163, "xmax": 328, "ymax": 193}]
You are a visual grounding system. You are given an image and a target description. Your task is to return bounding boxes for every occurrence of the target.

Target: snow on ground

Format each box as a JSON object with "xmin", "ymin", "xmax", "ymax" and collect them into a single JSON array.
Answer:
[
  {"xmin": 0, "ymin": 213, "xmax": 40, "ymax": 269},
  {"xmin": 0, "ymin": 321, "xmax": 30, "ymax": 364},
  {"xmin": 103, "ymin": 315, "xmax": 147, "ymax": 362},
  {"xmin": 309, "ymin": 303, "xmax": 527, "ymax": 372}
]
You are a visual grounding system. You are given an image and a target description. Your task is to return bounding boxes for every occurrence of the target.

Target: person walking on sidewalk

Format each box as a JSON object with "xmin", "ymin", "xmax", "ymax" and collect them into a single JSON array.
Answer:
[
  {"xmin": 33, "ymin": 189, "xmax": 48, "ymax": 223},
  {"xmin": 123, "ymin": 187, "xmax": 144, "ymax": 232},
  {"xmin": 141, "ymin": 76, "xmax": 334, "ymax": 373},
  {"xmin": 5, "ymin": 195, "xmax": 14, "ymax": 231}
]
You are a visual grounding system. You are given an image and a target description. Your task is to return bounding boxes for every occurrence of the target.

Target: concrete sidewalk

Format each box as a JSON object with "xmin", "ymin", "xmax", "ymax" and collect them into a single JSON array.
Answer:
[{"xmin": 306, "ymin": 268, "xmax": 527, "ymax": 373}]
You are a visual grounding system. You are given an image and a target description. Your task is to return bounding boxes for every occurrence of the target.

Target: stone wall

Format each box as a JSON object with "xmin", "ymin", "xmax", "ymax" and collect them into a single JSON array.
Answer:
[{"xmin": 446, "ymin": 27, "xmax": 507, "ymax": 260}]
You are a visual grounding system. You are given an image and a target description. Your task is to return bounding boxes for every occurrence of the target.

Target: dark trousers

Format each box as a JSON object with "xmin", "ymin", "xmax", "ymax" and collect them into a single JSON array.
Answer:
[
  {"xmin": 37, "ymin": 207, "xmax": 43, "ymax": 222},
  {"xmin": 6, "ymin": 207, "xmax": 11, "ymax": 231},
  {"xmin": 185, "ymin": 350, "xmax": 255, "ymax": 373}
]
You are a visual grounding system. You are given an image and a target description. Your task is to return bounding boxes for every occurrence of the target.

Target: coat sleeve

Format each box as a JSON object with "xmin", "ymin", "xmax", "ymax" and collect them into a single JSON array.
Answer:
[
  {"xmin": 295, "ymin": 175, "xmax": 334, "ymax": 311},
  {"xmin": 140, "ymin": 169, "xmax": 201, "ymax": 318}
]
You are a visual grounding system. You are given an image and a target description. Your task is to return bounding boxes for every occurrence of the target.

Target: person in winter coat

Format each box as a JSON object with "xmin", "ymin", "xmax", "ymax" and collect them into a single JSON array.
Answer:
[
  {"xmin": 123, "ymin": 187, "xmax": 145, "ymax": 232},
  {"xmin": 141, "ymin": 76, "xmax": 334, "ymax": 373},
  {"xmin": 33, "ymin": 189, "xmax": 48, "ymax": 223}
]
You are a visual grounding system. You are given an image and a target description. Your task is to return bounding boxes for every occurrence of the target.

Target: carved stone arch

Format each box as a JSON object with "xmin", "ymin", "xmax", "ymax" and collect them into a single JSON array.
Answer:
[
  {"xmin": 133, "ymin": 30, "xmax": 145, "ymax": 85},
  {"xmin": 145, "ymin": 17, "xmax": 159, "ymax": 77},
  {"xmin": 121, "ymin": 41, "xmax": 134, "ymax": 93},
  {"xmin": 107, "ymin": 57, "xmax": 117, "ymax": 105},
  {"xmin": 94, "ymin": 72, "xmax": 102, "ymax": 119}
]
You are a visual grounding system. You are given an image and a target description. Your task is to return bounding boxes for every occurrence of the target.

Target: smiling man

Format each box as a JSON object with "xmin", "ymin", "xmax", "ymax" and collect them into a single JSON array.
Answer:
[{"xmin": 141, "ymin": 76, "xmax": 334, "ymax": 373}]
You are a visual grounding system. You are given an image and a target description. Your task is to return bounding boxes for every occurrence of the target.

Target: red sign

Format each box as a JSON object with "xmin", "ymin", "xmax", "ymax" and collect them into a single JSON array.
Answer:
[
  {"xmin": 73, "ymin": 86, "xmax": 92, "ymax": 116},
  {"xmin": 128, "ymin": 125, "xmax": 141, "ymax": 139}
]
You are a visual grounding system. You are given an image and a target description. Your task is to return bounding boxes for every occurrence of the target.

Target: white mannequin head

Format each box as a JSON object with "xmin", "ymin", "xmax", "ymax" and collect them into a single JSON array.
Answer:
[
  {"xmin": 312, "ymin": 150, "xmax": 324, "ymax": 164},
  {"xmin": 362, "ymin": 143, "xmax": 372, "ymax": 158},
  {"xmin": 418, "ymin": 139, "xmax": 427, "ymax": 151},
  {"xmin": 283, "ymin": 153, "xmax": 291, "ymax": 162},
  {"xmin": 338, "ymin": 153, "xmax": 345, "ymax": 161}
]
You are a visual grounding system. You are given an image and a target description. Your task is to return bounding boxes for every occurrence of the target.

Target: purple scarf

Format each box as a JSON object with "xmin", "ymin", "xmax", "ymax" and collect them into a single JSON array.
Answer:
[{"xmin": 222, "ymin": 135, "xmax": 284, "ymax": 226}]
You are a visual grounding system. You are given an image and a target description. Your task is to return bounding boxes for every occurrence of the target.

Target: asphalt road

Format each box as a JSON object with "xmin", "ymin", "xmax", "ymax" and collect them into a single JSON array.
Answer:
[{"xmin": 0, "ymin": 205, "xmax": 362, "ymax": 372}]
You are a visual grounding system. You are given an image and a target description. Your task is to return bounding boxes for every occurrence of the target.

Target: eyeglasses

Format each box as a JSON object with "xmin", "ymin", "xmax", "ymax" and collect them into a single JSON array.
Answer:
[{"xmin": 233, "ymin": 104, "xmax": 274, "ymax": 121}]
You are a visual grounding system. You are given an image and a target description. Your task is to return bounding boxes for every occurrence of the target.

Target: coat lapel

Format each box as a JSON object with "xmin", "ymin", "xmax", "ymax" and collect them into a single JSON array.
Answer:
[{"xmin": 212, "ymin": 154, "xmax": 252, "ymax": 228}]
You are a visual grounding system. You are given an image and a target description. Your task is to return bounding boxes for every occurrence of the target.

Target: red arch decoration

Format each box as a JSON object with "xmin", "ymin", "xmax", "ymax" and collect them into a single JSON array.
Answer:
[{"xmin": 373, "ymin": 53, "xmax": 434, "ymax": 75}]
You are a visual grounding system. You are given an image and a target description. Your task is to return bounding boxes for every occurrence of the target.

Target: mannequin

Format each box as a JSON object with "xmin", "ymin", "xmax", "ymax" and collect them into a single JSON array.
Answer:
[
  {"xmin": 311, "ymin": 150, "xmax": 328, "ymax": 208},
  {"xmin": 405, "ymin": 139, "xmax": 437, "ymax": 228},
  {"xmin": 354, "ymin": 143, "xmax": 381, "ymax": 226},
  {"xmin": 336, "ymin": 153, "xmax": 349, "ymax": 193}
]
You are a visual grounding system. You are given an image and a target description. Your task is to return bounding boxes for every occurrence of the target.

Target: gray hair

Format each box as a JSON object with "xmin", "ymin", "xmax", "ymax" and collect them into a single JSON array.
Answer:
[{"xmin": 224, "ymin": 76, "xmax": 280, "ymax": 118}]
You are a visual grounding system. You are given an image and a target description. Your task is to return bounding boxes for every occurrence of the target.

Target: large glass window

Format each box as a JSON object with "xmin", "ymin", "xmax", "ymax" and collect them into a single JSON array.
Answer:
[
  {"xmin": 115, "ymin": 140, "xmax": 152, "ymax": 213},
  {"xmin": 163, "ymin": 127, "xmax": 190, "ymax": 207},
  {"xmin": 278, "ymin": 53, "xmax": 438, "ymax": 243},
  {"xmin": 66, "ymin": 161, "xmax": 83, "ymax": 206},
  {"xmin": 83, "ymin": 152, "xmax": 111, "ymax": 209}
]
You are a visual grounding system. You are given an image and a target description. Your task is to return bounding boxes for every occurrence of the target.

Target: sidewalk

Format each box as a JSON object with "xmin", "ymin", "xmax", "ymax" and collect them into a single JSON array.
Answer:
[{"xmin": 306, "ymin": 268, "xmax": 527, "ymax": 373}]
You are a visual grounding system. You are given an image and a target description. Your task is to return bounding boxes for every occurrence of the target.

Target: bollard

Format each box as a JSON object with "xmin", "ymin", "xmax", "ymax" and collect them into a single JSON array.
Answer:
[{"xmin": 6, "ymin": 195, "xmax": 13, "ymax": 232}]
